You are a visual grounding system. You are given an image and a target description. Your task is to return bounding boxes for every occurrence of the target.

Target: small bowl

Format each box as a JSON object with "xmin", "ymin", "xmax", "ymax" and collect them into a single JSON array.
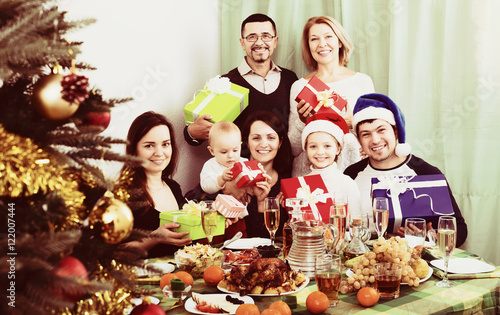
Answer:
[
  {"xmin": 162, "ymin": 284, "xmax": 192, "ymax": 299},
  {"xmin": 174, "ymin": 249, "xmax": 224, "ymax": 278},
  {"xmin": 255, "ymin": 244, "xmax": 282, "ymax": 258}
]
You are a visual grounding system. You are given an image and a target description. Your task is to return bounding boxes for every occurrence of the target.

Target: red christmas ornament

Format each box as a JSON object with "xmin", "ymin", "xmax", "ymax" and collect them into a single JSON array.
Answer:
[
  {"xmin": 130, "ymin": 298, "xmax": 166, "ymax": 315},
  {"xmin": 52, "ymin": 256, "xmax": 88, "ymax": 301},
  {"xmin": 82, "ymin": 111, "xmax": 111, "ymax": 130}
]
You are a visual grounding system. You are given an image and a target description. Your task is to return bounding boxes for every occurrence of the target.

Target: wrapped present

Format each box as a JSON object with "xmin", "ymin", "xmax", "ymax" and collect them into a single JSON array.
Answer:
[
  {"xmin": 281, "ymin": 174, "xmax": 333, "ymax": 223},
  {"xmin": 295, "ymin": 75, "xmax": 347, "ymax": 114},
  {"xmin": 214, "ymin": 194, "xmax": 246, "ymax": 219},
  {"xmin": 159, "ymin": 201, "xmax": 225, "ymax": 240},
  {"xmin": 184, "ymin": 75, "xmax": 249, "ymax": 125},
  {"xmin": 371, "ymin": 174, "xmax": 454, "ymax": 234},
  {"xmin": 231, "ymin": 160, "xmax": 266, "ymax": 188}
]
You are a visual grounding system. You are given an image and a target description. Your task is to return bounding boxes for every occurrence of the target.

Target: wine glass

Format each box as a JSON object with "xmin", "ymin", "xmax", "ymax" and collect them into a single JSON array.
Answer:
[
  {"xmin": 405, "ymin": 218, "xmax": 426, "ymax": 248},
  {"xmin": 264, "ymin": 197, "xmax": 280, "ymax": 246},
  {"xmin": 372, "ymin": 197, "xmax": 389, "ymax": 239},
  {"xmin": 435, "ymin": 216, "xmax": 457, "ymax": 288},
  {"xmin": 201, "ymin": 200, "xmax": 217, "ymax": 246},
  {"xmin": 329, "ymin": 192, "xmax": 348, "ymax": 254}
]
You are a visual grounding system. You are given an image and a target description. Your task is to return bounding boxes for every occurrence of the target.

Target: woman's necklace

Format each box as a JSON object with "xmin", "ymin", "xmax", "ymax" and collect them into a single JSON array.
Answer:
[{"xmin": 147, "ymin": 182, "xmax": 166, "ymax": 191}]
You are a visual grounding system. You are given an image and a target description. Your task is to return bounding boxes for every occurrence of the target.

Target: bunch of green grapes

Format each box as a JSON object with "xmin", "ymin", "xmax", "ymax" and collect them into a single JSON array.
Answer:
[{"xmin": 340, "ymin": 237, "xmax": 421, "ymax": 294}]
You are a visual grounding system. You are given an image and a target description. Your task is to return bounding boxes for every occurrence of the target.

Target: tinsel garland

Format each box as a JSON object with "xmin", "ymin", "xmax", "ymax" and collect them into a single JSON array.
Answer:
[
  {"xmin": 112, "ymin": 166, "xmax": 134, "ymax": 204},
  {"xmin": 59, "ymin": 261, "xmax": 134, "ymax": 315},
  {"xmin": 0, "ymin": 124, "xmax": 85, "ymax": 229}
]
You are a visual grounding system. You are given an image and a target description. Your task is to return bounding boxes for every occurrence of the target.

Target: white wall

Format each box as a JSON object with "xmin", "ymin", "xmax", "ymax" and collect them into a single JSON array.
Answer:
[{"xmin": 61, "ymin": 0, "xmax": 221, "ymax": 192}]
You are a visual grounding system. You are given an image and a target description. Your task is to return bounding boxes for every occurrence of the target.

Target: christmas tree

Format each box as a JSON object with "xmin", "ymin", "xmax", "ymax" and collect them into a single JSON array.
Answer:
[{"xmin": 0, "ymin": 1, "xmax": 153, "ymax": 314}]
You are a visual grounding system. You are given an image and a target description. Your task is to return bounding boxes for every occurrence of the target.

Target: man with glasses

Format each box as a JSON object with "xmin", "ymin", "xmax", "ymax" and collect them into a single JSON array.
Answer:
[{"xmin": 184, "ymin": 13, "xmax": 298, "ymax": 147}]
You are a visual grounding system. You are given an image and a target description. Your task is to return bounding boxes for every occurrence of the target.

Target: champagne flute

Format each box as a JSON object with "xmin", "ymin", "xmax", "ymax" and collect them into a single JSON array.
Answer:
[
  {"xmin": 372, "ymin": 197, "xmax": 389, "ymax": 239},
  {"xmin": 329, "ymin": 192, "xmax": 348, "ymax": 254},
  {"xmin": 264, "ymin": 197, "xmax": 280, "ymax": 246},
  {"xmin": 405, "ymin": 218, "xmax": 426, "ymax": 248},
  {"xmin": 435, "ymin": 216, "xmax": 457, "ymax": 288},
  {"xmin": 201, "ymin": 200, "xmax": 217, "ymax": 246}
]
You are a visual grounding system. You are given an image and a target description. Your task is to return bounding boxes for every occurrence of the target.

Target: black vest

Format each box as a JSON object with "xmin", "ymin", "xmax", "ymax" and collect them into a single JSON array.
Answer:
[{"xmin": 223, "ymin": 67, "xmax": 298, "ymax": 133}]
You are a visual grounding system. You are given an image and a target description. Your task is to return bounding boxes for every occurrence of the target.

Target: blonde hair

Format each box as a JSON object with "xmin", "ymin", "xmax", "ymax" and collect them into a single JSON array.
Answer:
[
  {"xmin": 208, "ymin": 121, "xmax": 241, "ymax": 146},
  {"xmin": 301, "ymin": 16, "xmax": 353, "ymax": 70}
]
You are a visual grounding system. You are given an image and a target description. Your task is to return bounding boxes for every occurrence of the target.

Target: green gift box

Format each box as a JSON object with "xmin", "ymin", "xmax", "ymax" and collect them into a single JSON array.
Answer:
[
  {"xmin": 184, "ymin": 76, "xmax": 249, "ymax": 125},
  {"xmin": 159, "ymin": 210, "xmax": 225, "ymax": 240}
]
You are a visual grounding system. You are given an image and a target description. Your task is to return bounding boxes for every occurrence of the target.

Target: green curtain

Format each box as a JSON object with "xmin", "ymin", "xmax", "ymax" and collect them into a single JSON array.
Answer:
[{"xmin": 221, "ymin": 0, "xmax": 500, "ymax": 265}]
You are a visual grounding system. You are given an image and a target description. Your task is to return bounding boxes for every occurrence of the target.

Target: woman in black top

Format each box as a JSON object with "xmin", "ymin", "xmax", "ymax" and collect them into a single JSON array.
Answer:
[
  {"xmin": 125, "ymin": 111, "xmax": 191, "ymax": 257},
  {"xmin": 240, "ymin": 111, "xmax": 293, "ymax": 238}
]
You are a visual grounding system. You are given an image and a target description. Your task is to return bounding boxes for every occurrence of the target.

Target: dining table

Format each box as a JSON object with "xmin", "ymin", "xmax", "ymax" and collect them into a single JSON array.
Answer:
[{"xmin": 136, "ymin": 247, "xmax": 500, "ymax": 314}]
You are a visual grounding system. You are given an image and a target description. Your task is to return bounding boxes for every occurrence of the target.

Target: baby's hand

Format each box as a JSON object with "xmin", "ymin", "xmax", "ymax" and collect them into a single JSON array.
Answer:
[{"xmin": 222, "ymin": 168, "xmax": 233, "ymax": 182}]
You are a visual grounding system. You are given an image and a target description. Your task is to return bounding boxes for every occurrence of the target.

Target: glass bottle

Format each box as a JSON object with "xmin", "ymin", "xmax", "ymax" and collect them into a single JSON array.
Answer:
[
  {"xmin": 283, "ymin": 198, "xmax": 307, "ymax": 259},
  {"xmin": 342, "ymin": 217, "xmax": 370, "ymax": 262}
]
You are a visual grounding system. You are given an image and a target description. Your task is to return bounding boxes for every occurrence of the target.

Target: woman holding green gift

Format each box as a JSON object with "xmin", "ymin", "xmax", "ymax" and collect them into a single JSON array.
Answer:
[{"xmin": 124, "ymin": 111, "xmax": 192, "ymax": 257}]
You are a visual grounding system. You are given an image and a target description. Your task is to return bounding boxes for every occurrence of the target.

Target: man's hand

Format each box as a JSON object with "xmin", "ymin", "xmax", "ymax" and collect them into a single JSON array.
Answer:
[
  {"xmin": 297, "ymin": 100, "xmax": 313, "ymax": 124},
  {"xmin": 187, "ymin": 114, "xmax": 214, "ymax": 140}
]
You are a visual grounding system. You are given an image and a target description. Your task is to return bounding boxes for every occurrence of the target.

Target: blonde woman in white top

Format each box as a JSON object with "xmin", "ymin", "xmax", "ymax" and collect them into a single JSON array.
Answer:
[{"xmin": 289, "ymin": 16, "xmax": 375, "ymax": 177}]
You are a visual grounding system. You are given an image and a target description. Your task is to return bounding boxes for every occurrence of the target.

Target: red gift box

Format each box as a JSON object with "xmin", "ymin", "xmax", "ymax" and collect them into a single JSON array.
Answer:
[
  {"xmin": 214, "ymin": 194, "xmax": 246, "ymax": 219},
  {"xmin": 231, "ymin": 160, "xmax": 265, "ymax": 188},
  {"xmin": 371, "ymin": 174, "xmax": 455, "ymax": 233},
  {"xmin": 281, "ymin": 174, "xmax": 333, "ymax": 223},
  {"xmin": 295, "ymin": 75, "xmax": 347, "ymax": 114}
]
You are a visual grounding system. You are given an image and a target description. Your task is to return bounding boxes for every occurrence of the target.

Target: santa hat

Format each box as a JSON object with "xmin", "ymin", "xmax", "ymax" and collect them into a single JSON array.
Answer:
[
  {"xmin": 301, "ymin": 112, "xmax": 357, "ymax": 150},
  {"xmin": 352, "ymin": 93, "xmax": 411, "ymax": 157}
]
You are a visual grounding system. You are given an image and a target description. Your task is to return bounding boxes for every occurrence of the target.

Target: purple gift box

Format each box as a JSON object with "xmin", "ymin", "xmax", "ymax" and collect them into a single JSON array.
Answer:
[{"xmin": 371, "ymin": 174, "xmax": 454, "ymax": 233}]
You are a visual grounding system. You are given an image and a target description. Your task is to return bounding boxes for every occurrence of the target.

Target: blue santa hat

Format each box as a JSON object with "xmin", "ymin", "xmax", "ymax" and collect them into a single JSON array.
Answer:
[{"xmin": 352, "ymin": 93, "xmax": 411, "ymax": 157}]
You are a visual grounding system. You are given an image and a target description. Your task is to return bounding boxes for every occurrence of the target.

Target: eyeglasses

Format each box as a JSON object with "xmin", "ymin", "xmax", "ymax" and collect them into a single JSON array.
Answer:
[{"xmin": 243, "ymin": 34, "xmax": 276, "ymax": 42}]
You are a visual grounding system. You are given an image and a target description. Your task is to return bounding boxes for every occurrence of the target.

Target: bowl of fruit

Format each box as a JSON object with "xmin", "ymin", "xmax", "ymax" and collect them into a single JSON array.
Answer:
[{"xmin": 255, "ymin": 244, "xmax": 282, "ymax": 258}]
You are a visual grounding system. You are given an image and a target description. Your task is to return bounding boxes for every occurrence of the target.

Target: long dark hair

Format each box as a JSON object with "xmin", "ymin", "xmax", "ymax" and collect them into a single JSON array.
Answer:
[
  {"xmin": 125, "ymin": 111, "xmax": 179, "ymax": 208},
  {"xmin": 241, "ymin": 110, "xmax": 292, "ymax": 175}
]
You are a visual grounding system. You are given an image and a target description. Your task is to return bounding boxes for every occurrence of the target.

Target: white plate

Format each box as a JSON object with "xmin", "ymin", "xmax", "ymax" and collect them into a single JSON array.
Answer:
[
  {"xmin": 217, "ymin": 276, "xmax": 310, "ymax": 296},
  {"xmin": 184, "ymin": 294, "xmax": 254, "ymax": 314},
  {"xmin": 346, "ymin": 267, "xmax": 432, "ymax": 285},
  {"xmin": 224, "ymin": 238, "xmax": 271, "ymax": 250},
  {"xmin": 130, "ymin": 296, "xmax": 160, "ymax": 305},
  {"xmin": 135, "ymin": 262, "xmax": 175, "ymax": 277},
  {"xmin": 430, "ymin": 258, "xmax": 495, "ymax": 274}
]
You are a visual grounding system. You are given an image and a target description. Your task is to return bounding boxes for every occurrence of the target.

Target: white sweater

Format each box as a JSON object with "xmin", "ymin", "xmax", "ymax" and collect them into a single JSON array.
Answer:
[
  {"xmin": 288, "ymin": 73, "xmax": 375, "ymax": 177},
  {"xmin": 308, "ymin": 163, "xmax": 362, "ymax": 220}
]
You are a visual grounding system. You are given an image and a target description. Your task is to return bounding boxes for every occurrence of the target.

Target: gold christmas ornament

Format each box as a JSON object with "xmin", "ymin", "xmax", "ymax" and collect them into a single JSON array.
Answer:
[
  {"xmin": 32, "ymin": 73, "xmax": 80, "ymax": 120},
  {"xmin": 88, "ymin": 191, "xmax": 134, "ymax": 244}
]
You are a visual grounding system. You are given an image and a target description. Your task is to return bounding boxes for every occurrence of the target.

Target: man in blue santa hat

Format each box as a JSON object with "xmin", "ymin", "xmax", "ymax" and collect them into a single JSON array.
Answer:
[{"xmin": 344, "ymin": 93, "xmax": 468, "ymax": 247}]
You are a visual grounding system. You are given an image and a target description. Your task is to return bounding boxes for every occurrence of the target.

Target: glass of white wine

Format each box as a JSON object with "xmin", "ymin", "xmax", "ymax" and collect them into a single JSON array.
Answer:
[
  {"xmin": 201, "ymin": 200, "xmax": 217, "ymax": 246},
  {"xmin": 435, "ymin": 216, "xmax": 457, "ymax": 288},
  {"xmin": 405, "ymin": 218, "xmax": 426, "ymax": 248},
  {"xmin": 372, "ymin": 197, "xmax": 389, "ymax": 239},
  {"xmin": 264, "ymin": 197, "xmax": 280, "ymax": 246}
]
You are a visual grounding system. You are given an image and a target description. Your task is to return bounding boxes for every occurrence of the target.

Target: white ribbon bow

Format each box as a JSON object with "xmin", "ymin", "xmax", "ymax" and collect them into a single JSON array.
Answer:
[
  {"xmin": 186, "ymin": 76, "xmax": 245, "ymax": 123},
  {"xmin": 234, "ymin": 164, "xmax": 262, "ymax": 186},
  {"xmin": 374, "ymin": 175, "xmax": 450, "ymax": 233},
  {"xmin": 296, "ymin": 177, "xmax": 331, "ymax": 221}
]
